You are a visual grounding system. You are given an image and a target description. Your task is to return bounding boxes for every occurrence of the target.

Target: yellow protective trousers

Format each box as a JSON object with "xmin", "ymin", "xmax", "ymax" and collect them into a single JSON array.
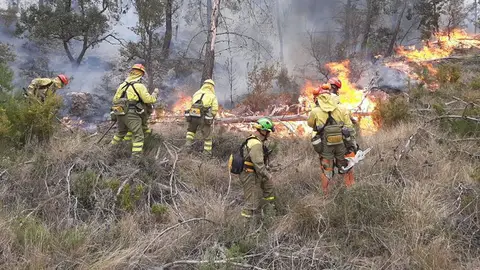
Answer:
[{"xmin": 110, "ymin": 109, "xmax": 144, "ymax": 157}]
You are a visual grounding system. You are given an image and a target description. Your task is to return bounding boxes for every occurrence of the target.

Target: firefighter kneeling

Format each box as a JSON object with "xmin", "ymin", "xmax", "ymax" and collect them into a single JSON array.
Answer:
[{"xmin": 308, "ymin": 91, "xmax": 358, "ymax": 195}]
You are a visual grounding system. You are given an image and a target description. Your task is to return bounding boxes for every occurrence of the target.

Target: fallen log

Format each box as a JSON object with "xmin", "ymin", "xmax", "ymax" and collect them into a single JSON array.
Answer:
[
  {"xmin": 153, "ymin": 112, "xmax": 373, "ymax": 124},
  {"xmin": 215, "ymin": 112, "xmax": 373, "ymax": 124}
]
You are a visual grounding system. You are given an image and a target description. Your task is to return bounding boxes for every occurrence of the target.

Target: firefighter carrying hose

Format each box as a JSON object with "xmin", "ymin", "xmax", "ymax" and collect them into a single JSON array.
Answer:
[
  {"xmin": 184, "ymin": 79, "xmax": 218, "ymax": 156},
  {"xmin": 25, "ymin": 74, "xmax": 69, "ymax": 102},
  {"xmin": 308, "ymin": 90, "xmax": 358, "ymax": 195},
  {"xmin": 110, "ymin": 64, "xmax": 159, "ymax": 157},
  {"xmin": 239, "ymin": 118, "xmax": 275, "ymax": 225}
]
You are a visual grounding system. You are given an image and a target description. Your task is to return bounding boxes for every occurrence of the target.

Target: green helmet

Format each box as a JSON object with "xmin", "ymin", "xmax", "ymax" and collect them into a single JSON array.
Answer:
[{"xmin": 254, "ymin": 117, "xmax": 275, "ymax": 132}]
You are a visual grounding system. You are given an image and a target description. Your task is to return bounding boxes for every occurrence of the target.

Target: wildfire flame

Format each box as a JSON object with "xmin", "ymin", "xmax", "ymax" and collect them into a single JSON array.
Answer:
[
  {"xmin": 396, "ymin": 29, "xmax": 480, "ymax": 62},
  {"xmin": 325, "ymin": 60, "xmax": 378, "ymax": 134},
  {"xmin": 171, "ymin": 92, "xmax": 192, "ymax": 114},
  {"xmin": 156, "ymin": 28, "xmax": 480, "ymax": 137}
]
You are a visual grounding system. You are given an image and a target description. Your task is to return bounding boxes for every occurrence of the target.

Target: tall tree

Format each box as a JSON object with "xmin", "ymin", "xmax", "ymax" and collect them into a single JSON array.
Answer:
[
  {"xmin": 17, "ymin": 0, "xmax": 119, "ymax": 67},
  {"xmin": 387, "ymin": 0, "xmax": 408, "ymax": 56},
  {"xmin": 122, "ymin": 0, "xmax": 166, "ymax": 91},
  {"xmin": 201, "ymin": 0, "xmax": 221, "ymax": 83},
  {"xmin": 414, "ymin": 0, "xmax": 446, "ymax": 39},
  {"xmin": 361, "ymin": 0, "xmax": 384, "ymax": 53},
  {"xmin": 162, "ymin": 0, "xmax": 173, "ymax": 59}
]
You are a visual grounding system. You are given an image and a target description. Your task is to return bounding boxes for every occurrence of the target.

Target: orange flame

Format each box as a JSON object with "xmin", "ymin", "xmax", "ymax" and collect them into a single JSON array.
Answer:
[
  {"xmin": 171, "ymin": 92, "xmax": 192, "ymax": 114},
  {"xmin": 396, "ymin": 29, "xmax": 480, "ymax": 61},
  {"xmin": 325, "ymin": 60, "xmax": 378, "ymax": 134}
]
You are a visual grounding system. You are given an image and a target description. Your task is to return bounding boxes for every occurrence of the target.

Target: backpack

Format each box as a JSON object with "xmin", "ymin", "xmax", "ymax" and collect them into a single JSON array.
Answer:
[
  {"xmin": 189, "ymin": 93, "xmax": 205, "ymax": 117},
  {"xmin": 111, "ymin": 81, "xmax": 143, "ymax": 116},
  {"xmin": 228, "ymin": 137, "xmax": 257, "ymax": 175}
]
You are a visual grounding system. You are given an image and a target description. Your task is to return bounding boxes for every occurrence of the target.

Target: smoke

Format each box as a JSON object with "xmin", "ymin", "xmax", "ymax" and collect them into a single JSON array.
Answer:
[{"xmin": 1, "ymin": 0, "xmax": 475, "ymax": 119}]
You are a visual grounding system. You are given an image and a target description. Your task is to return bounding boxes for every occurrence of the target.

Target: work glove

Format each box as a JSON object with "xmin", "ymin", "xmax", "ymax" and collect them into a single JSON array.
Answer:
[
  {"xmin": 347, "ymin": 143, "xmax": 359, "ymax": 154},
  {"xmin": 152, "ymin": 88, "xmax": 159, "ymax": 97}
]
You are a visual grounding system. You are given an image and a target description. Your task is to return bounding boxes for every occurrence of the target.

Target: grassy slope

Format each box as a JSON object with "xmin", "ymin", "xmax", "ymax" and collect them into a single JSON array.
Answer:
[{"xmin": 0, "ymin": 63, "xmax": 479, "ymax": 269}]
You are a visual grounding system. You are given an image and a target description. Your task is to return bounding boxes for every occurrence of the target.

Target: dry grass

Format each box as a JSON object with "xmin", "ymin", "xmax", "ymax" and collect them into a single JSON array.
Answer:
[{"xmin": 0, "ymin": 108, "xmax": 478, "ymax": 269}]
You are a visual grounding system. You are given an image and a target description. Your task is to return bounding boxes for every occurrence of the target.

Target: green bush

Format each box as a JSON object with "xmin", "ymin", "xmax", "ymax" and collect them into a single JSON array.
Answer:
[
  {"xmin": 372, "ymin": 95, "xmax": 411, "ymax": 126},
  {"xmin": 436, "ymin": 64, "xmax": 461, "ymax": 84},
  {"xmin": 14, "ymin": 217, "xmax": 51, "ymax": 252},
  {"xmin": 0, "ymin": 94, "xmax": 63, "ymax": 149},
  {"xmin": 72, "ymin": 170, "xmax": 97, "ymax": 210},
  {"xmin": 470, "ymin": 77, "xmax": 480, "ymax": 90},
  {"xmin": 151, "ymin": 203, "xmax": 169, "ymax": 222},
  {"xmin": 440, "ymin": 106, "xmax": 480, "ymax": 136}
]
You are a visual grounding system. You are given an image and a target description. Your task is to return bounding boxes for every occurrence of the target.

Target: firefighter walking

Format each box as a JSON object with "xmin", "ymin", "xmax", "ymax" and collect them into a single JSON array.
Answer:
[
  {"xmin": 239, "ymin": 118, "xmax": 275, "ymax": 226},
  {"xmin": 184, "ymin": 79, "xmax": 218, "ymax": 156},
  {"xmin": 25, "ymin": 74, "xmax": 69, "ymax": 102},
  {"xmin": 308, "ymin": 91, "xmax": 358, "ymax": 195},
  {"xmin": 110, "ymin": 64, "xmax": 159, "ymax": 157}
]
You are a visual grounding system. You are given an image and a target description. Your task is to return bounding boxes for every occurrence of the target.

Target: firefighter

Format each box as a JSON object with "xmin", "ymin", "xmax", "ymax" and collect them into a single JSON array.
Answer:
[
  {"xmin": 307, "ymin": 91, "xmax": 358, "ymax": 195},
  {"xmin": 240, "ymin": 117, "xmax": 275, "ymax": 222},
  {"xmin": 25, "ymin": 74, "xmax": 69, "ymax": 102},
  {"xmin": 184, "ymin": 79, "xmax": 218, "ymax": 156},
  {"xmin": 327, "ymin": 77, "xmax": 341, "ymax": 95},
  {"xmin": 110, "ymin": 64, "xmax": 159, "ymax": 157}
]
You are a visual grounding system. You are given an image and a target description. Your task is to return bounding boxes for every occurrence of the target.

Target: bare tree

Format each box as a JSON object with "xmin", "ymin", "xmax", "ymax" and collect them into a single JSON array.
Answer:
[
  {"xmin": 387, "ymin": 0, "xmax": 408, "ymax": 56},
  {"xmin": 225, "ymin": 57, "xmax": 236, "ymax": 107},
  {"xmin": 201, "ymin": 0, "xmax": 221, "ymax": 84}
]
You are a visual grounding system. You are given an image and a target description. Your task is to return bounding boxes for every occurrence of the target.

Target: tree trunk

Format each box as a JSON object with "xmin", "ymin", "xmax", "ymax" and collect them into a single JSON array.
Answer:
[
  {"xmin": 386, "ymin": 1, "xmax": 407, "ymax": 56},
  {"xmin": 147, "ymin": 28, "xmax": 154, "ymax": 91},
  {"xmin": 162, "ymin": 0, "xmax": 173, "ymax": 59},
  {"xmin": 340, "ymin": 0, "xmax": 353, "ymax": 58},
  {"xmin": 201, "ymin": 0, "xmax": 220, "ymax": 84},
  {"xmin": 275, "ymin": 0, "xmax": 284, "ymax": 67},
  {"xmin": 360, "ymin": 0, "xmax": 375, "ymax": 53}
]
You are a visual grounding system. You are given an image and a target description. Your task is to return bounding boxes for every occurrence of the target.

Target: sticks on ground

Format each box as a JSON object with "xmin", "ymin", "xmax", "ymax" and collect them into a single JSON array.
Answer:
[
  {"xmin": 157, "ymin": 259, "xmax": 266, "ymax": 270},
  {"xmin": 141, "ymin": 218, "xmax": 215, "ymax": 256}
]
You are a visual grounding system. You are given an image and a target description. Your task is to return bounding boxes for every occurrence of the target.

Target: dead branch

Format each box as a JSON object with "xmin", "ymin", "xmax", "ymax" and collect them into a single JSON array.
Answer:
[
  {"xmin": 427, "ymin": 115, "xmax": 480, "ymax": 124},
  {"xmin": 66, "ymin": 164, "xmax": 75, "ymax": 219},
  {"xmin": 141, "ymin": 218, "xmax": 215, "ymax": 255},
  {"xmin": 452, "ymin": 96, "xmax": 480, "ymax": 108},
  {"xmin": 419, "ymin": 127, "xmax": 480, "ymax": 142},
  {"xmin": 157, "ymin": 259, "xmax": 266, "ymax": 270},
  {"xmin": 115, "ymin": 169, "xmax": 140, "ymax": 198}
]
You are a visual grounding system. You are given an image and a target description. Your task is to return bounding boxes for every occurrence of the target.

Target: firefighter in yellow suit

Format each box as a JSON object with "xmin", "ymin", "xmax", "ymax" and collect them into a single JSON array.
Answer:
[
  {"xmin": 184, "ymin": 79, "xmax": 218, "ymax": 156},
  {"xmin": 26, "ymin": 74, "xmax": 69, "ymax": 102},
  {"xmin": 110, "ymin": 64, "xmax": 159, "ymax": 157},
  {"xmin": 240, "ymin": 118, "xmax": 276, "ymax": 220},
  {"xmin": 307, "ymin": 92, "xmax": 358, "ymax": 195}
]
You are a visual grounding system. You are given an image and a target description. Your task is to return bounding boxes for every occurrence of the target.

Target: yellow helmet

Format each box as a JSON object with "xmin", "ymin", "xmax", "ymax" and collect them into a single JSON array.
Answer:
[{"xmin": 204, "ymin": 79, "xmax": 215, "ymax": 86}]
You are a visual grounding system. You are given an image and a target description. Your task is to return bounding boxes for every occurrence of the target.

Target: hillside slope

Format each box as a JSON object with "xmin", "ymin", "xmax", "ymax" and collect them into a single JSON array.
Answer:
[{"xmin": 0, "ymin": 61, "xmax": 480, "ymax": 269}]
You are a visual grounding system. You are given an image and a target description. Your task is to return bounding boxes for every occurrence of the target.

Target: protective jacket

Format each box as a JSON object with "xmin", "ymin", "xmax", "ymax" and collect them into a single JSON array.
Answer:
[
  {"xmin": 112, "ymin": 74, "xmax": 157, "ymax": 105},
  {"xmin": 189, "ymin": 83, "xmax": 218, "ymax": 116},
  {"xmin": 240, "ymin": 135, "xmax": 274, "ymax": 218},
  {"xmin": 243, "ymin": 135, "xmax": 271, "ymax": 179},
  {"xmin": 307, "ymin": 94, "xmax": 354, "ymax": 131},
  {"xmin": 27, "ymin": 78, "xmax": 63, "ymax": 100}
]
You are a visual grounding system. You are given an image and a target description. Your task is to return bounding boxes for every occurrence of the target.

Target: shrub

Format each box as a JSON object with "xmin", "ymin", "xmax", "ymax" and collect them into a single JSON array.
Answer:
[
  {"xmin": 0, "ymin": 94, "xmax": 63, "ymax": 149},
  {"xmin": 469, "ymin": 76, "xmax": 480, "ymax": 90},
  {"xmin": 151, "ymin": 203, "xmax": 169, "ymax": 223},
  {"xmin": 372, "ymin": 95, "xmax": 411, "ymax": 126},
  {"xmin": 72, "ymin": 170, "xmax": 97, "ymax": 210},
  {"xmin": 440, "ymin": 106, "xmax": 480, "ymax": 136},
  {"xmin": 436, "ymin": 64, "xmax": 461, "ymax": 84},
  {"xmin": 242, "ymin": 64, "xmax": 278, "ymax": 111}
]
